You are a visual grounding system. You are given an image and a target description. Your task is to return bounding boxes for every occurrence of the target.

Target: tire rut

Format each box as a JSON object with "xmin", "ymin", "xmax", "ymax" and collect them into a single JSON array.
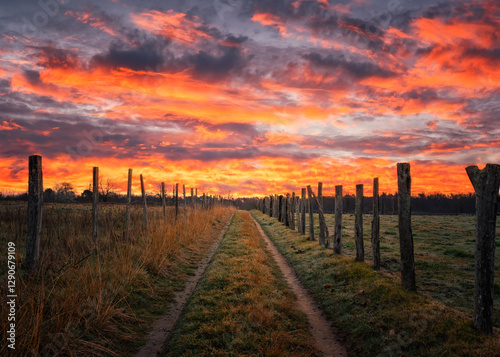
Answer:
[{"xmin": 249, "ymin": 212, "xmax": 349, "ymax": 357}]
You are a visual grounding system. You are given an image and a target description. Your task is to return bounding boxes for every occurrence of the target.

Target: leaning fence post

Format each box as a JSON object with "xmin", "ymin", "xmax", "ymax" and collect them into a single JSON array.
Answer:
[
  {"xmin": 140, "ymin": 174, "xmax": 148, "ymax": 230},
  {"xmin": 92, "ymin": 167, "xmax": 99, "ymax": 246},
  {"xmin": 125, "ymin": 169, "xmax": 132, "ymax": 240},
  {"xmin": 308, "ymin": 185, "xmax": 330, "ymax": 247},
  {"xmin": 308, "ymin": 187, "xmax": 315, "ymax": 241},
  {"xmin": 372, "ymin": 178, "xmax": 381, "ymax": 270},
  {"xmin": 397, "ymin": 163, "xmax": 416, "ymax": 291},
  {"xmin": 466, "ymin": 163, "xmax": 500, "ymax": 334},
  {"xmin": 26, "ymin": 155, "xmax": 43, "ymax": 272},
  {"xmin": 290, "ymin": 192, "xmax": 296, "ymax": 230},
  {"xmin": 355, "ymin": 184, "xmax": 364, "ymax": 261},
  {"xmin": 334, "ymin": 185, "xmax": 343, "ymax": 254}
]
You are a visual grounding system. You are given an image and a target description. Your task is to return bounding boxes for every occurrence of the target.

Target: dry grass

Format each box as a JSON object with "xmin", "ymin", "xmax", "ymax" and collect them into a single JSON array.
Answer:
[
  {"xmin": 0, "ymin": 202, "xmax": 234, "ymax": 356},
  {"xmin": 163, "ymin": 211, "xmax": 318, "ymax": 356}
]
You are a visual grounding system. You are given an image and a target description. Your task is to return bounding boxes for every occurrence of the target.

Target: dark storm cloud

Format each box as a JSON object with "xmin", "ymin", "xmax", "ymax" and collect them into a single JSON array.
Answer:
[
  {"xmin": 303, "ymin": 52, "xmax": 396, "ymax": 79},
  {"xmin": 186, "ymin": 46, "xmax": 248, "ymax": 80},
  {"xmin": 91, "ymin": 37, "xmax": 169, "ymax": 71},
  {"xmin": 23, "ymin": 70, "xmax": 41, "ymax": 85}
]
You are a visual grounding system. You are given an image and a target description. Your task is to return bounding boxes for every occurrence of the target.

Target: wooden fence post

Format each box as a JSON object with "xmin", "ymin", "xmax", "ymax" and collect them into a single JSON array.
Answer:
[
  {"xmin": 334, "ymin": 185, "xmax": 343, "ymax": 254},
  {"xmin": 285, "ymin": 193, "xmax": 290, "ymax": 226},
  {"xmin": 161, "ymin": 182, "xmax": 166, "ymax": 218},
  {"xmin": 308, "ymin": 185, "xmax": 330, "ymax": 247},
  {"xmin": 355, "ymin": 184, "xmax": 364, "ymax": 261},
  {"xmin": 191, "ymin": 188, "xmax": 194, "ymax": 209},
  {"xmin": 183, "ymin": 184, "xmax": 186, "ymax": 213},
  {"xmin": 175, "ymin": 183, "xmax": 179, "ymax": 219},
  {"xmin": 301, "ymin": 188, "xmax": 306, "ymax": 235},
  {"xmin": 140, "ymin": 174, "xmax": 148, "ymax": 230},
  {"xmin": 318, "ymin": 182, "xmax": 325, "ymax": 246},
  {"xmin": 26, "ymin": 155, "xmax": 43, "ymax": 272},
  {"xmin": 92, "ymin": 167, "xmax": 99, "ymax": 246},
  {"xmin": 308, "ymin": 187, "xmax": 315, "ymax": 241},
  {"xmin": 290, "ymin": 192, "xmax": 296, "ymax": 230},
  {"xmin": 372, "ymin": 178, "xmax": 381, "ymax": 269},
  {"xmin": 125, "ymin": 169, "xmax": 132, "ymax": 240},
  {"xmin": 397, "ymin": 163, "xmax": 416, "ymax": 291},
  {"xmin": 195, "ymin": 188, "xmax": 198, "ymax": 207},
  {"xmin": 466, "ymin": 164, "xmax": 500, "ymax": 334}
]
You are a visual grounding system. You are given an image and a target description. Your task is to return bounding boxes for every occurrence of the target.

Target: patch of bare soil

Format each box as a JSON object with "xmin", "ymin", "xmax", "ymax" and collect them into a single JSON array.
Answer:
[
  {"xmin": 134, "ymin": 212, "xmax": 234, "ymax": 357},
  {"xmin": 249, "ymin": 213, "xmax": 349, "ymax": 357}
]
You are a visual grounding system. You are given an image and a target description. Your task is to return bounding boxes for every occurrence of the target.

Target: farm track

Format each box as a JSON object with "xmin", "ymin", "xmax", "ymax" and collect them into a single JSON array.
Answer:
[
  {"xmin": 249, "ymin": 213, "xmax": 349, "ymax": 357},
  {"xmin": 134, "ymin": 212, "xmax": 235, "ymax": 357}
]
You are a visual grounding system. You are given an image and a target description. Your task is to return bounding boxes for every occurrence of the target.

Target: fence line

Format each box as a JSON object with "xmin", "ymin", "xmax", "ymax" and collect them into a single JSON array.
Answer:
[{"xmin": 256, "ymin": 162, "xmax": 499, "ymax": 334}]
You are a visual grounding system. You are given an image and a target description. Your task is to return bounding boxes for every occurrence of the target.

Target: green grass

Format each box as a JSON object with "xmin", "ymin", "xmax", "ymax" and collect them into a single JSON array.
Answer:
[
  {"xmin": 251, "ymin": 210, "xmax": 500, "ymax": 356},
  {"xmin": 163, "ymin": 211, "xmax": 318, "ymax": 356}
]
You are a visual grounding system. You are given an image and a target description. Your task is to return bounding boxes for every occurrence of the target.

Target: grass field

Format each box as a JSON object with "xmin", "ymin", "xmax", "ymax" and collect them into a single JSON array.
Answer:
[
  {"xmin": 163, "ymin": 210, "xmax": 318, "ymax": 356},
  {"xmin": 0, "ymin": 202, "xmax": 234, "ymax": 356},
  {"xmin": 251, "ymin": 210, "xmax": 500, "ymax": 356}
]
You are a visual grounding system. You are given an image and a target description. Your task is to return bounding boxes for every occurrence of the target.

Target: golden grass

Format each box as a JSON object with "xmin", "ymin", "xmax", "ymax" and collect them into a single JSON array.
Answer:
[
  {"xmin": 0, "ymin": 202, "xmax": 233, "ymax": 356},
  {"xmin": 163, "ymin": 211, "xmax": 318, "ymax": 356}
]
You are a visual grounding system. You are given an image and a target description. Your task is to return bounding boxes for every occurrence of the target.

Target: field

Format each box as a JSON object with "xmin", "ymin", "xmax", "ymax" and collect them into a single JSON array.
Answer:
[
  {"xmin": 251, "ymin": 210, "xmax": 500, "ymax": 356},
  {"xmin": 1, "ymin": 200, "xmax": 500, "ymax": 356},
  {"xmin": 0, "ymin": 202, "xmax": 234, "ymax": 356}
]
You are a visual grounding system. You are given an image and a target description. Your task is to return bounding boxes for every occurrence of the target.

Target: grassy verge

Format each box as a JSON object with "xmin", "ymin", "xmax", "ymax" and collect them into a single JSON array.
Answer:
[
  {"xmin": 305, "ymin": 212, "xmax": 500, "ymax": 327},
  {"xmin": 251, "ymin": 210, "xmax": 500, "ymax": 356},
  {"xmin": 162, "ymin": 210, "xmax": 318, "ymax": 356},
  {"xmin": 0, "ymin": 203, "xmax": 233, "ymax": 356}
]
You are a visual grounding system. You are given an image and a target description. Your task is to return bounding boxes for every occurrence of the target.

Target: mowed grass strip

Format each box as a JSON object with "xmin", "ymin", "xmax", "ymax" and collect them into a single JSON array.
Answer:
[
  {"xmin": 162, "ymin": 210, "xmax": 318, "ymax": 356},
  {"xmin": 250, "ymin": 210, "xmax": 500, "ymax": 357}
]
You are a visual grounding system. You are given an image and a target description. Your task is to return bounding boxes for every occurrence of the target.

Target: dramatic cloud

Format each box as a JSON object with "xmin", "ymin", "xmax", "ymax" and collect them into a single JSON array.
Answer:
[{"xmin": 0, "ymin": 0, "xmax": 498, "ymax": 196}]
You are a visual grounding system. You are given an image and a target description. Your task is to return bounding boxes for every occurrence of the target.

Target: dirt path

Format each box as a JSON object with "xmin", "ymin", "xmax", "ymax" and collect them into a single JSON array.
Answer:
[
  {"xmin": 134, "ymin": 212, "xmax": 234, "ymax": 357},
  {"xmin": 249, "ymin": 213, "xmax": 349, "ymax": 357}
]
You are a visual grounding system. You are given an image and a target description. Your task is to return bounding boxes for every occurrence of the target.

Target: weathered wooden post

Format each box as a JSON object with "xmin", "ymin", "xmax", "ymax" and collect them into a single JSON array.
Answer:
[
  {"xmin": 334, "ymin": 185, "xmax": 343, "ymax": 254},
  {"xmin": 191, "ymin": 188, "xmax": 194, "ymax": 209},
  {"xmin": 277, "ymin": 195, "xmax": 282, "ymax": 222},
  {"xmin": 161, "ymin": 182, "xmax": 166, "ymax": 218},
  {"xmin": 397, "ymin": 163, "xmax": 416, "ymax": 291},
  {"xmin": 290, "ymin": 192, "xmax": 296, "ymax": 230},
  {"xmin": 125, "ymin": 169, "xmax": 132, "ymax": 240},
  {"xmin": 183, "ymin": 184, "xmax": 186, "ymax": 213},
  {"xmin": 285, "ymin": 193, "xmax": 290, "ymax": 226},
  {"xmin": 308, "ymin": 185, "xmax": 330, "ymax": 247},
  {"xmin": 202, "ymin": 193, "xmax": 206, "ymax": 209},
  {"xmin": 318, "ymin": 182, "xmax": 325, "ymax": 246},
  {"xmin": 26, "ymin": 155, "xmax": 43, "ymax": 272},
  {"xmin": 355, "ymin": 184, "xmax": 364, "ymax": 261},
  {"xmin": 466, "ymin": 164, "xmax": 500, "ymax": 334},
  {"xmin": 140, "ymin": 174, "xmax": 148, "ymax": 229},
  {"xmin": 296, "ymin": 194, "xmax": 301, "ymax": 232},
  {"xmin": 301, "ymin": 188, "xmax": 306, "ymax": 235},
  {"xmin": 372, "ymin": 178, "xmax": 381, "ymax": 270},
  {"xmin": 308, "ymin": 187, "xmax": 315, "ymax": 241},
  {"xmin": 92, "ymin": 167, "xmax": 99, "ymax": 246},
  {"xmin": 175, "ymin": 183, "xmax": 179, "ymax": 218}
]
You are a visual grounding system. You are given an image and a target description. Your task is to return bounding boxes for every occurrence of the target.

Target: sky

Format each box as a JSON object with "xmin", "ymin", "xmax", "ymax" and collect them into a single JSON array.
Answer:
[{"xmin": 0, "ymin": 0, "xmax": 498, "ymax": 197}]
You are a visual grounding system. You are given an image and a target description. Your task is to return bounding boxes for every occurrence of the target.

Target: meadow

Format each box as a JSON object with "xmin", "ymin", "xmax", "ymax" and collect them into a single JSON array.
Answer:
[
  {"xmin": 251, "ymin": 210, "xmax": 500, "ymax": 356},
  {"xmin": 0, "ymin": 201, "xmax": 234, "ymax": 356}
]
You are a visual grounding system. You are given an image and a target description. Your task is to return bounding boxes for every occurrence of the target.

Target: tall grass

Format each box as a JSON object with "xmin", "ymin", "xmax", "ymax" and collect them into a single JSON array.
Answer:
[{"xmin": 0, "ymin": 202, "xmax": 233, "ymax": 356}]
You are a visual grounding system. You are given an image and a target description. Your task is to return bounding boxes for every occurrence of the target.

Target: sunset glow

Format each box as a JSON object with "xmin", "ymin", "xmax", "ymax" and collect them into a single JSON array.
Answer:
[{"xmin": 0, "ymin": 0, "xmax": 499, "ymax": 196}]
